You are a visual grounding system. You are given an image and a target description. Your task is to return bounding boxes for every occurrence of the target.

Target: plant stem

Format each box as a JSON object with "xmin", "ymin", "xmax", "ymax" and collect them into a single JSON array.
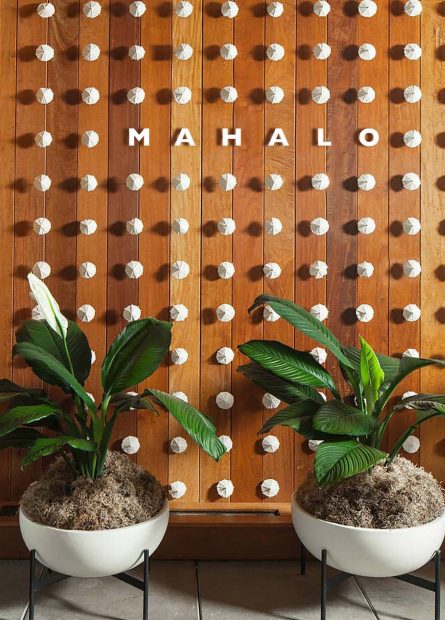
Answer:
[{"xmin": 386, "ymin": 411, "xmax": 439, "ymax": 464}]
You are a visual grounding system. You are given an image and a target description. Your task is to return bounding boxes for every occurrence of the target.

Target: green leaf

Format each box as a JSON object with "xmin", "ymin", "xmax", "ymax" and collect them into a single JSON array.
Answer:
[
  {"xmin": 260, "ymin": 400, "xmax": 322, "ymax": 436},
  {"xmin": 102, "ymin": 319, "xmax": 172, "ymax": 395},
  {"xmin": 13, "ymin": 342, "xmax": 96, "ymax": 412},
  {"xmin": 237, "ymin": 363, "xmax": 325, "ymax": 404},
  {"xmin": 248, "ymin": 295, "xmax": 353, "ymax": 368},
  {"xmin": 0, "ymin": 428, "xmax": 44, "ymax": 449},
  {"xmin": 16, "ymin": 320, "xmax": 91, "ymax": 385},
  {"xmin": 0, "ymin": 404, "xmax": 60, "ymax": 439},
  {"xmin": 238, "ymin": 340, "xmax": 337, "ymax": 393},
  {"xmin": 0, "ymin": 379, "xmax": 44, "ymax": 403},
  {"xmin": 314, "ymin": 440, "xmax": 388, "ymax": 486},
  {"xmin": 65, "ymin": 321, "xmax": 92, "ymax": 384},
  {"xmin": 21, "ymin": 436, "xmax": 95, "ymax": 468},
  {"xmin": 359, "ymin": 337, "xmax": 384, "ymax": 413},
  {"xmin": 148, "ymin": 389, "xmax": 226, "ymax": 461},
  {"xmin": 343, "ymin": 346, "xmax": 399, "ymax": 379},
  {"xmin": 375, "ymin": 358, "xmax": 445, "ymax": 415},
  {"xmin": 313, "ymin": 401, "xmax": 380, "ymax": 436},
  {"xmin": 393, "ymin": 393, "xmax": 445, "ymax": 413}
]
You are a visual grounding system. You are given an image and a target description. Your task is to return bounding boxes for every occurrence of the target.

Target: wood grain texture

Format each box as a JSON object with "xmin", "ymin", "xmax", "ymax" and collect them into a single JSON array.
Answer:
[
  {"xmin": 420, "ymin": 0, "xmax": 445, "ymax": 480},
  {"xmin": 78, "ymin": 0, "xmax": 109, "ymax": 401},
  {"xmin": 138, "ymin": 0, "xmax": 171, "ymax": 485},
  {"xmin": 1, "ymin": 1, "xmax": 445, "ymax": 518},
  {"xmin": 231, "ymin": 0, "xmax": 265, "ymax": 502},
  {"xmin": 387, "ymin": 1, "xmax": 421, "ymax": 464},
  {"xmin": 357, "ymin": 0, "xmax": 389, "ymax": 355},
  {"xmin": 168, "ymin": 0, "xmax": 203, "ymax": 502},
  {"xmin": 11, "ymin": 0, "xmax": 47, "ymax": 498},
  {"xmin": 107, "ymin": 1, "xmax": 140, "ymax": 450},
  {"xmin": 0, "ymin": 0, "xmax": 16, "ymax": 500},
  {"xmin": 200, "ymin": 1, "xmax": 234, "ymax": 501},
  {"xmin": 294, "ymin": 0, "xmax": 328, "ymax": 487},
  {"xmin": 263, "ymin": 0, "xmax": 296, "ymax": 501},
  {"xmin": 326, "ymin": 0, "xmax": 358, "ymax": 367}
]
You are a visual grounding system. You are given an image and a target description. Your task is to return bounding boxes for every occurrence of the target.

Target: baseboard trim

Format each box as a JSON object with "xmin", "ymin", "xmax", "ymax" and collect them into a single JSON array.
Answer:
[{"xmin": 0, "ymin": 501, "xmax": 299, "ymax": 560}]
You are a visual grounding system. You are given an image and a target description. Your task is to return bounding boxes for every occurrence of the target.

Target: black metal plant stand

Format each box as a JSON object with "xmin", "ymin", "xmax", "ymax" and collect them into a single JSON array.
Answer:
[
  {"xmin": 300, "ymin": 544, "xmax": 441, "ymax": 620},
  {"xmin": 28, "ymin": 549, "xmax": 150, "ymax": 620}
]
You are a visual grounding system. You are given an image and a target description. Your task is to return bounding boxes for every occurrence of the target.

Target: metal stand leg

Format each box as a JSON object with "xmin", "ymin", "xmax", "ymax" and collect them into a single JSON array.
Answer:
[
  {"xmin": 29, "ymin": 550, "xmax": 36, "ymax": 620},
  {"xmin": 143, "ymin": 549, "xmax": 150, "ymax": 620},
  {"xmin": 321, "ymin": 549, "xmax": 327, "ymax": 620},
  {"xmin": 300, "ymin": 543, "xmax": 306, "ymax": 576},
  {"xmin": 435, "ymin": 550, "xmax": 441, "ymax": 620}
]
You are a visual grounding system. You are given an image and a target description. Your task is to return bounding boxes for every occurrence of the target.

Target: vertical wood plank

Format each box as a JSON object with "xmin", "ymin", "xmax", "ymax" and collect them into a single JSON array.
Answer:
[
  {"xmin": 11, "ymin": 0, "xmax": 47, "ymax": 499},
  {"xmin": 420, "ymin": 0, "xmax": 445, "ymax": 479},
  {"xmin": 263, "ymin": 0, "xmax": 296, "ymax": 501},
  {"xmin": 108, "ymin": 1, "xmax": 140, "ymax": 447},
  {"xmin": 326, "ymin": 0, "xmax": 358, "ymax": 366},
  {"xmin": 200, "ymin": 1, "xmax": 233, "ymax": 501},
  {"xmin": 295, "ymin": 0, "xmax": 327, "ymax": 486},
  {"xmin": 387, "ymin": 1, "xmax": 421, "ymax": 464},
  {"xmin": 231, "ymin": 1, "xmax": 264, "ymax": 502},
  {"xmin": 138, "ymin": 1, "xmax": 171, "ymax": 485},
  {"xmin": 78, "ymin": 1, "xmax": 109, "ymax": 399},
  {"xmin": 168, "ymin": 0, "xmax": 202, "ymax": 502},
  {"xmin": 357, "ymin": 2, "xmax": 389, "ymax": 353},
  {"xmin": 0, "ymin": 0, "xmax": 17, "ymax": 499}
]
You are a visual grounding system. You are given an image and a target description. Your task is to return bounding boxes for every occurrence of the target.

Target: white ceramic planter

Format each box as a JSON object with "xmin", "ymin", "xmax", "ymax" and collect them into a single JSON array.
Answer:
[
  {"xmin": 292, "ymin": 493, "xmax": 445, "ymax": 577},
  {"xmin": 19, "ymin": 500, "xmax": 169, "ymax": 578}
]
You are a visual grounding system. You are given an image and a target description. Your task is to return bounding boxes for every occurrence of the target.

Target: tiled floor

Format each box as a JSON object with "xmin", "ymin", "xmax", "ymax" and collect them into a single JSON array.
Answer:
[{"xmin": 0, "ymin": 559, "xmax": 442, "ymax": 619}]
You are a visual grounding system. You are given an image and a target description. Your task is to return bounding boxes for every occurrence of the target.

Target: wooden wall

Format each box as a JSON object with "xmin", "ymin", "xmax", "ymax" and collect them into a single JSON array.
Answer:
[{"xmin": 1, "ymin": 0, "xmax": 445, "ymax": 509}]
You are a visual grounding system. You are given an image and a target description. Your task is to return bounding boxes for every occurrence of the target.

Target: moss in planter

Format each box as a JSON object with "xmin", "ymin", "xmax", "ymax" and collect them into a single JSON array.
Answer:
[
  {"xmin": 21, "ymin": 451, "xmax": 165, "ymax": 530},
  {"xmin": 297, "ymin": 457, "xmax": 445, "ymax": 529}
]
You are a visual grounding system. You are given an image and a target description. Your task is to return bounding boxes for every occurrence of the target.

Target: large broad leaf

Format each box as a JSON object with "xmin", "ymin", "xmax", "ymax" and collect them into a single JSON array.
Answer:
[
  {"xmin": 237, "ymin": 363, "xmax": 325, "ymax": 404},
  {"xmin": 359, "ymin": 337, "xmax": 384, "ymax": 413},
  {"xmin": 260, "ymin": 400, "xmax": 322, "ymax": 436},
  {"xmin": 0, "ymin": 379, "xmax": 44, "ymax": 403},
  {"xmin": 148, "ymin": 389, "xmax": 226, "ymax": 461},
  {"xmin": 248, "ymin": 295, "xmax": 353, "ymax": 368},
  {"xmin": 393, "ymin": 394, "xmax": 445, "ymax": 413},
  {"xmin": 238, "ymin": 340, "xmax": 337, "ymax": 393},
  {"xmin": 343, "ymin": 346, "xmax": 399, "ymax": 379},
  {"xmin": 0, "ymin": 428, "xmax": 44, "ymax": 449},
  {"xmin": 375, "ymin": 358, "xmax": 445, "ymax": 415},
  {"xmin": 0, "ymin": 404, "xmax": 60, "ymax": 439},
  {"xmin": 314, "ymin": 440, "xmax": 388, "ymax": 486},
  {"xmin": 102, "ymin": 319, "xmax": 172, "ymax": 395},
  {"xmin": 13, "ymin": 342, "xmax": 96, "ymax": 412},
  {"xmin": 16, "ymin": 320, "xmax": 91, "ymax": 385},
  {"xmin": 313, "ymin": 401, "xmax": 380, "ymax": 436},
  {"xmin": 21, "ymin": 436, "xmax": 95, "ymax": 468},
  {"xmin": 65, "ymin": 321, "xmax": 92, "ymax": 384}
]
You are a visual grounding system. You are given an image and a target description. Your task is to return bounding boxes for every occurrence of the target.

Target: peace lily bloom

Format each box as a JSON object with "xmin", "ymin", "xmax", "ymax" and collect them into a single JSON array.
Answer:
[{"xmin": 27, "ymin": 273, "xmax": 68, "ymax": 337}]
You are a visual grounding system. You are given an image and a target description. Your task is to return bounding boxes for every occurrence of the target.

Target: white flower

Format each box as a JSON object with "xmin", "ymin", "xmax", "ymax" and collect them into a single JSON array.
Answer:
[{"xmin": 27, "ymin": 273, "xmax": 68, "ymax": 337}]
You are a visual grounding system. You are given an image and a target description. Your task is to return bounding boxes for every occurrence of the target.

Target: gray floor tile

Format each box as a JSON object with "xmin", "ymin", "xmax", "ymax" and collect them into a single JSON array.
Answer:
[
  {"xmin": 357, "ymin": 561, "xmax": 444, "ymax": 620},
  {"xmin": 198, "ymin": 561, "xmax": 375, "ymax": 619},
  {"xmin": 0, "ymin": 560, "xmax": 198, "ymax": 620},
  {"xmin": 0, "ymin": 561, "xmax": 29, "ymax": 620}
]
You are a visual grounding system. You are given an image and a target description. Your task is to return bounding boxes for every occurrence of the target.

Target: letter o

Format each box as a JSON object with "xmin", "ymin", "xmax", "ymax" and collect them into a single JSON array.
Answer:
[{"xmin": 359, "ymin": 128, "xmax": 379, "ymax": 147}]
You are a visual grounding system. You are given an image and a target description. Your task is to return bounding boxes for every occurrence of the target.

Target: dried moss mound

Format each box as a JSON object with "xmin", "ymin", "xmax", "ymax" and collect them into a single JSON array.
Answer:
[
  {"xmin": 21, "ymin": 451, "xmax": 165, "ymax": 531},
  {"xmin": 297, "ymin": 457, "xmax": 445, "ymax": 529}
]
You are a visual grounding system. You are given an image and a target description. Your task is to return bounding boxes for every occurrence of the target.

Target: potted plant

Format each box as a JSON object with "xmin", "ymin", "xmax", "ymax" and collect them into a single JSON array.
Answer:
[
  {"xmin": 238, "ymin": 294, "xmax": 445, "ymax": 578},
  {"xmin": 0, "ymin": 275, "xmax": 225, "ymax": 578}
]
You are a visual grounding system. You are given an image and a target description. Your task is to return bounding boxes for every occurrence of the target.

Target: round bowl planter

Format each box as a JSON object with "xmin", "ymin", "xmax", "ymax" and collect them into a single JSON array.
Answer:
[
  {"xmin": 292, "ymin": 492, "xmax": 445, "ymax": 578},
  {"xmin": 19, "ymin": 500, "xmax": 169, "ymax": 578}
]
